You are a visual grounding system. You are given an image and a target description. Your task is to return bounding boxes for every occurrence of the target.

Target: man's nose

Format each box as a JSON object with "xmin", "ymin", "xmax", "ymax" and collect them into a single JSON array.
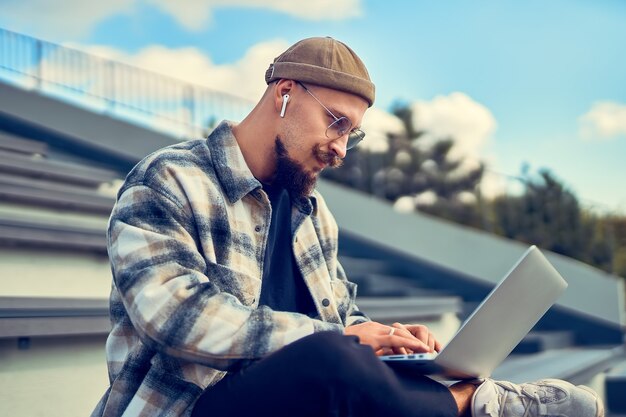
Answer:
[{"xmin": 328, "ymin": 136, "xmax": 348, "ymax": 159}]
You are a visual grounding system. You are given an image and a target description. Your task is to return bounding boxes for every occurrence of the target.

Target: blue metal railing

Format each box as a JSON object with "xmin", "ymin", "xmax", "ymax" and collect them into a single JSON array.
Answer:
[{"xmin": 0, "ymin": 28, "xmax": 254, "ymax": 137}]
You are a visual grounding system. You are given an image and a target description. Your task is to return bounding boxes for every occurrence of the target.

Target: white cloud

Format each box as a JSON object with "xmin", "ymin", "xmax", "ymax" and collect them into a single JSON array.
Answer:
[
  {"xmin": 411, "ymin": 92, "xmax": 497, "ymax": 162},
  {"xmin": 1, "ymin": 0, "xmax": 362, "ymax": 38},
  {"xmin": 1, "ymin": 0, "xmax": 134, "ymax": 39},
  {"xmin": 477, "ymin": 170, "xmax": 511, "ymax": 199},
  {"xmin": 27, "ymin": 40, "xmax": 285, "ymax": 136},
  {"xmin": 360, "ymin": 107, "xmax": 405, "ymax": 153},
  {"xmin": 409, "ymin": 92, "xmax": 500, "ymax": 198},
  {"xmin": 579, "ymin": 101, "xmax": 626, "ymax": 141},
  {"xmin": 146, "ymin": 0, "xmax": 363, "ymax": 31},
  {"xmin": 66, "ymin": 39, "xmax": 287, "ymax": 100}
]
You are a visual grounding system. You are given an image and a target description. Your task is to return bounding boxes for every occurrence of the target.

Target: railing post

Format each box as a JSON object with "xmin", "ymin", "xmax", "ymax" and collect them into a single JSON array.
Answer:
[
  {"xmin": 185, "ymin": 84, "xmax": 195, "ymax": 137},
  {"xmin": 107, "ymin": 61, "xmax": 115, "ymax": 113}
]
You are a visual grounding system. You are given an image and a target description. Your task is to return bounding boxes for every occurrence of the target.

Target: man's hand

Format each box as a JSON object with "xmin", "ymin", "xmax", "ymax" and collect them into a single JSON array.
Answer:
[
  {"xmin": 343, "ymin": 321, "xmax": 440, "ymax": 356},
  {"xmin": 390, "ymin": 322, "xmax": 442, "ymax": 353}
]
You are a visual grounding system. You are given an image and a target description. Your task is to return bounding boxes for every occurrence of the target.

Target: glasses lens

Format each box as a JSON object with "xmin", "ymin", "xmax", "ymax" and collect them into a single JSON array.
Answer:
[
  {"xmin": 326, "ymin": 117, "xmax": 352, "ymax": 139},
  {"xmin": 346, "ymin": 129, "xmax": 365, "ymax": 150}
]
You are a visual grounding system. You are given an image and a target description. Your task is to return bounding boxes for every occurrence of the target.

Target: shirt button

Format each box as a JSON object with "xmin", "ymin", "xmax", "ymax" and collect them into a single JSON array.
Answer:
[
  {"xmin": 322, "ymin": 298, "xmax": 330, "ymax": 307},
  {"xmin": 254, "ymin": 225, "xmax": 262, "ymax": 232}
]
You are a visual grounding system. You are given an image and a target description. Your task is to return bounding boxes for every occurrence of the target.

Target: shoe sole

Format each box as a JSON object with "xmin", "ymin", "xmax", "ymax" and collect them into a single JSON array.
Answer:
[{"xmin": 579, "ymin": 385, "xmax": 605, "ymax": 417}]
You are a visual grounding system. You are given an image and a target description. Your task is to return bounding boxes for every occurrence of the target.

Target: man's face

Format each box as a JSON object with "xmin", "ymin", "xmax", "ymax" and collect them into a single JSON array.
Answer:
[{"xmin": 272, "ymin": 83, "xmax": 368, "ymax": 198}]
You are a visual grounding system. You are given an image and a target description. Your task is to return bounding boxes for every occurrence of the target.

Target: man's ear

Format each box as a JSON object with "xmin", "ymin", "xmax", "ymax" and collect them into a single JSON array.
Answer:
[{"xmin": 274, "ymin": 79, "xmax": 296, "ymax": 114}]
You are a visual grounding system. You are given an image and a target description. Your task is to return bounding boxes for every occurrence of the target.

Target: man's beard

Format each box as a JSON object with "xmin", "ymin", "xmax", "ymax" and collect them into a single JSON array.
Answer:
[{"xmin": 272, "ymin": 137, "xmax": 343, "ymax": 199}]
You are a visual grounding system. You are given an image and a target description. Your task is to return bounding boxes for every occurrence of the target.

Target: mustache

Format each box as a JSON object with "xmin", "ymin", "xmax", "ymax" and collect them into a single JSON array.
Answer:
[{"xmin": 313, "ymin": 145, "xmax": 344, "ymax": 168}]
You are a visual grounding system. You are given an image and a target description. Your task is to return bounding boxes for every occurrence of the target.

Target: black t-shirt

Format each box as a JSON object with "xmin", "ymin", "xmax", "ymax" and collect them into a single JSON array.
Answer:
[{"xmin": 257, "ymin": 184, "xmax": 317, "ymax": 316}]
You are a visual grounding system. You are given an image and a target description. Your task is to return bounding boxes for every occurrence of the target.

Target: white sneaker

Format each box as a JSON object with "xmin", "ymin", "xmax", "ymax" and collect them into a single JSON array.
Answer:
[{"xmin": 471, "ymin": 378, "xmax": 604, "ymax": 417}]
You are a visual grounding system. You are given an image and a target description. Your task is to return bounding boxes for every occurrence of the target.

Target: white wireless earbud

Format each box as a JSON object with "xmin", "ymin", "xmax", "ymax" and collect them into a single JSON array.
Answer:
[{"xmin": 280, "ymin": 94, "xmax": 290, "ymax": 118}]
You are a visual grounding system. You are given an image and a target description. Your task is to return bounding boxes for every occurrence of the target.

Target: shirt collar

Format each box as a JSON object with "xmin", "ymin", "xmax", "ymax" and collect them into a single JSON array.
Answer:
[
  {"xmin": 207, "ymin": 120, "xmax": 261, "ymax": 204},
  {"xmin": 207, "ymin": 120, "xmax": 319, "ymax": 213}
]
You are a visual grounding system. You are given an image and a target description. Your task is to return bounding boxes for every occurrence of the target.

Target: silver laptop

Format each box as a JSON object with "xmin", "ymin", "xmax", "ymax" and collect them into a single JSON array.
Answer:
[{"xmin": 380, "ymin": 245, "xmax": 568, "ymax": 379}]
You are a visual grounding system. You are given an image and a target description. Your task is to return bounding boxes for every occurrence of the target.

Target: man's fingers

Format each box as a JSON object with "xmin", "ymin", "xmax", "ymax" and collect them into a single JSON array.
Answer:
[
  {"xmin": 390, "ymin": 323, "xmax": 419, "ymax": 341},
  {"xmin": 434, "ymin": 339, "xmax": 442, "ymax": 352},
  {"xmin": 370, "ymin": 325, "xmax": 427, "ymax": 352},
  {"xmin": 346, "ymin": 321, "xmax": 434, "ymax": 353},
  {"xmin": 410, "ymin": 324, "xmax": 430, "ymax": 342},
  {"xmin": 387, "ymin": 335, "xmax": 429, "ymax": 352},
  {"xmin": 427, "ymin": 333, "xmax": 436, "ymax": 352},
  {"xmin": 376, "ymin": 347, "xmax": 394, "ymax": 356},
  {"xmin": 392, "ymin": 323, "xmax": 421, "ymax": 353},
  {"xmin": 395, "ymin": 346, "xmax": 408, "ymax": 355},
  {"xmin": 396, "ymin": 323, "xmax": 440, "ymax": 353}
]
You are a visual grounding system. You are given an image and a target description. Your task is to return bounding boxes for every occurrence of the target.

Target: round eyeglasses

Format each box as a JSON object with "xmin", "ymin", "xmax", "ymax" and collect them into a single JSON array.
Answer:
[{"xmin": 298, "ymin": 82, "xmax": 366, "ymax": 150}]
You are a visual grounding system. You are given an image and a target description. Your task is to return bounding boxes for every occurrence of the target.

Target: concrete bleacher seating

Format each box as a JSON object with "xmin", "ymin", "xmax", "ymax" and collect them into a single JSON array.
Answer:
[
  {"xmin": 0, "ymin": 108, "xmax": 117, "ymax": 254},
  {"xmin": 512, "ymin": 330, "xmax": 575, "ymax": 354},
  {"xmin": 0, "ymin": 130, "xmax": 48, "ymax": 156},
  {"xmin": 357, "ymin": 296, "xmax": 462, "ymax": 321},
  {"xmin": 0, "ymin": 296, "xmax": 110, "ymax": 338},
  {"xmin": 0, "ymin": 149, "xmax": 118, "ymax": 187},
  {"xmin": 493, "ymin": 345, "xmax": 626, "ymax": 385},
  {"xmin": 0, "ymin": 104, "xmax": 121, "ymax": 417},
  {"xmin": 0, "ymin": 173, "xmax": 116, "ymax": 213},
  {"xmin": 0, "ymin": 211, "xmax": 107, "ymax": 252}
]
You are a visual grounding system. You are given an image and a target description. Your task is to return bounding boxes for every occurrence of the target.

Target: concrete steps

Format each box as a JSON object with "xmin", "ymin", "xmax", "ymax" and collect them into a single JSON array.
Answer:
[
  {"xmin": 0, "ymin": 173, "xmax": 116, "ymax": 214},
  {"xmin": 0, "ymin": 211, "xmax": 106, "ymax": 252},
  {"xmin": 0, "ymin": 127, "xmax": 117, "ymax": 253},
  {"xmin": 0, "ymin": 296, "xmax": 110, "ymax": 338},
  {"xmin": 0, "ymin": 149, "xmax": 119, "ymax": 187},
  {"xmin": 357, "ymin": 295, "xmax": 462, "ymax": 323},
  {"xmin": 493, "ymin": 345, "xmax": 625, "ymax": 385},
  {"xmin": 0, "ymin": 130, "xmax": 48, "ymax": 156},
  {"xmin": 512, "ymin": 330, "xmax": 575, "ymax": 354}
]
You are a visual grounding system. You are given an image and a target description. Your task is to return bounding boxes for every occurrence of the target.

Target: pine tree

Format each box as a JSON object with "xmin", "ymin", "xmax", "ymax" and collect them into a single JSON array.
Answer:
[
  {"xmin": 321, "ymin": 102, "xmax": 485, "ymax": 227},
  {"xmin": 390, "ymin": 102, "xmax": 485, "ymax": 226},
  {"xmin": 492, "ymin": 169, "xmax": 592, "ymax": 259}
]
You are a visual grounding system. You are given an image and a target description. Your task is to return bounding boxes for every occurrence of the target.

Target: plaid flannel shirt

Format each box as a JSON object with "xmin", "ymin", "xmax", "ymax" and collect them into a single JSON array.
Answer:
[{"xmin": 92, "ymin": 121, "xmax": 370, "ymax": 417}]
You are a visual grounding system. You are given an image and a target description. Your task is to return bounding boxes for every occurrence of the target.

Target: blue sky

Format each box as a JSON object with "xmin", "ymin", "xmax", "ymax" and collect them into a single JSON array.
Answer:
[{"xmin": 2, "ymin": 0, "xmax": 626, "ymax": 212}]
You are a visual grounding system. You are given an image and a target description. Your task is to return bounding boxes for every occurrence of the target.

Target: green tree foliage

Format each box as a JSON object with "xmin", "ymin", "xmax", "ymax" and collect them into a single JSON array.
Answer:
[
  {"xmin": 322, "ymin": 102, "xmax": 485, "ymax": 227},
  {"xmin": 590, "ymin": 215, "xmax": 626, "ymax": 277},
  {"xmin": 491, "ymin": 168, "xmax": 626, "ymax": 279},
  {"xmin": 492, "ymin": 169, "xmax": 590, "ymax": 259}
]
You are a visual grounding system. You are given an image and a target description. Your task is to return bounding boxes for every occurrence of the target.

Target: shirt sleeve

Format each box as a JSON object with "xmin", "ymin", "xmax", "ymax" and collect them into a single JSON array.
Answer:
[
  {"xmin": 335, "ymin": 260, "xmax": 371, "ymax": 327},
  {"xmin": 108, "ymin": 183, "xmax": 343, "ymax": 372}
]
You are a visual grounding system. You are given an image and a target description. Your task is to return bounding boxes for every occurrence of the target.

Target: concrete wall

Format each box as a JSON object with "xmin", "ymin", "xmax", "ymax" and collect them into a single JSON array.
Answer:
[
  {"xmin": 0, "ymin": 248, "xmax": 111, "ymax": 299},
  {"xmin": 0, "ymin": 335, "xmax": 109, "ymax": 417}
]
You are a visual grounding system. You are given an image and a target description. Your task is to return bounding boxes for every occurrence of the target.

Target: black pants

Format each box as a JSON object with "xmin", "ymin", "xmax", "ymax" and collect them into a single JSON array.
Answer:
[{"xmin": 191, "ymin": 331, "xmax": 458, "ymax": 417}]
